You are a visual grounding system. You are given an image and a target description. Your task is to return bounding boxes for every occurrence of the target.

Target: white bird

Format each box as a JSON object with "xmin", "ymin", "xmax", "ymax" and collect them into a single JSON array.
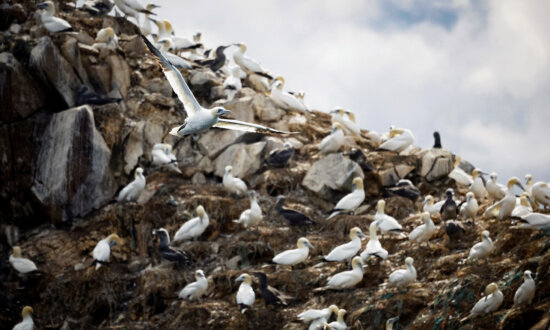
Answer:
[
  {"xmin": 12, "ymin": 306, "xmax": 34, "ymax": 330},
  {"xmin": 512, "ymin": 193, "xmax": 533, "ymax": 218},
  {"xmin": 179, "ymin": 269, "xmax": 208, "ymax": 301},
  {"xmin": 37, "ymin": 1, "xmax": 72, "ymax": 33},
  {"xmin": 388, "ymin": 257, "xmax": 417, "ymax": 288},
  {"xmin": 141, "ymin": 37, "xmax": 289, "ymax": 136},
  {"xmin": 113, "ymin": 0, "xmax": 154, "ymax": 26},
  {"xmin": 152, "ymin": 143, "xmax": 177, "ymax": 165},
  {"xmin": 484, "ymin": 177, "xmax": 525, "ymax": 220},
  {"xmin": 467, "ymin": 230, "xmax": 493, "ymax": 261},
  {"xmin": 223, "ymin": 66, "xmax": 242, "ymax": 101},
  {"xmin": 298, "ymin": 304, "xmax": 339, "ymax": 324},
  {"xmin": 116, "ymin": 167, "xmax": 146, "ymax": 202},
  {"xmin": 327, "ymin": 177, "xmax": 365, "ymax": 219},
  {"xmin": 324, "ymin": 227, "xmax": 366, "ymax": 262},
  {"xmin": 235, "ymin": 273, "xmax": 255, "ymax": 313},
  {"xmin": 140, "ymin": 4, "xmax": 159, "ymax": 36},
  {"xmin": 232, "ymin": 43, "xmax": 272, "ymax": 78},
  {"xmin": 517, "ymin": 212, "xmax": 550, "ymax": 231},
  {"xmin": 514, "ymin": 270, "xmax": 535, "ymax": 306},
  {"xmin": 329, "ymin": 109, "xmax": 360, "ymax": 136},
  {"xmin": 157, "ymin": 39, "xmax": 193, "ymax": 69},
  {"xmin": 327, "ymin": 309, "xmax": 347, "ymax": 330},
  {"xmin": 272, "ymin": 237, "xmax": 314, "ymax": 266},
  {"xmin": 469, "ymin": 169, "xmax": 488, "ymax": 200},
  {"xmin": 324, "ymin": 256, "xmax": 364, "ymax": 289},
  {"xmin": 319, "ymin": 123, "xmax": 345, "ymax": 155},
  {"xmin": 9, "ymin": 246, "xmax": 38, "ymax": 274},
  {"xmin": 531, "ymin": 181, "xmax": 550, "ymax": 209},
  {"xmin": 92, "ymin": 233, "xmax": 122, "ymax": 270},
  {"xmin": 92, "ymin": 27, "xmax": 118, "ymax": 51},
  {"xmin": 374, "ymin": 200, "xmax": 403, "ymax": 234},
  {"xmin": 360, "ymin": 221, "xmax": 388, "ymax": 260},
  {"xmin": 422, "ymin": 195, "xmax": 444, "ymax": 217},
  {"xmin": 173, "ymin": 205, "xmax": 209, "ymax": 242},
  {"xmin": 408, "ymin": 212, "xmax": 436, "ymax": 245},
  {"xmin": 460, "ymin": 192, "xmax": 479, "ymax": 220},
  {"xmin": 467, "ymin": 283, "xmax": 503, "ymax": 318},
  {"xmin": 448, "ymin": 157, "xmax": 473, "ymax": 187},
  {"xmin": 378, "ymin": 127, "xmax": 414, "ymax": 153},
  {"xmin": 223, "ymin": 165, "xmax": 248, "ymax": 196},
  {"xmin": 152, "ymin": 19, "xmax": 171, "ymax": 43},
  {"xmin": 486, "ymin": 172, "xmax": 506, "ymax": 201},
  {"xmin": 161, "ymin": 20, "xmax": 202, "ymax": 51},
  {"xmin": 269, "ymin": 80, "xmax": 309, "ymax": 113},
  {"xmin": 386, "ymin": 317, "xmax": 399, "ymax": 330},
  {"xmin": 233, "ymin": 190, "xmax": 263, "ymax": 228}
]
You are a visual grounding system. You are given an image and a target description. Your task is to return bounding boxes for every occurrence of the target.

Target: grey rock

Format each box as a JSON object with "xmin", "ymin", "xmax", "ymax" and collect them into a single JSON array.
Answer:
[
  {"xmin": 378, "ymin": 164, "xmax": 415, "ymax": 187},
  {"xmin": 191, "ymin": 172, "xmax": 207, "ymax": 185},
  {"xmin": 213, "ymin": 142, "xmax": 266, "ymax": 178},
  {"xmin": 60, "ymin": 37, "xmax": 90, "ymax": 86},
  {"xmin": 223, "ymin": 96, "xmax": 254, "ymax": 122},
  {"xmin": 190, "ymin": 70, "xmax": 220, "ymax": 86},
  {"xmin": 252, "ymin": 93, "xmax": 283, "ymax": 122},
  {"xmin": 419, "ymin": 148, "xmax": 453, "ymax": 181},
  {"xmin": 197, "ymin": 129, "xmax": 245, "ymax": 159},
  {"xmin": 106, "ymin": 54, "xmax": 131, "ymax": 98},
  {"xmin": 123, "ymin": 121, "xmax": 145, "ymax": 174}
]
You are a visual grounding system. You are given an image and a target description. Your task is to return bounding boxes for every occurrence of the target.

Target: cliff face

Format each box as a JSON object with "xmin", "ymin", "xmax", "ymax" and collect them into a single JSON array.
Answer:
[{"xmin": 1, "ymin": 1, "xmax": 549, "ymax": 329}]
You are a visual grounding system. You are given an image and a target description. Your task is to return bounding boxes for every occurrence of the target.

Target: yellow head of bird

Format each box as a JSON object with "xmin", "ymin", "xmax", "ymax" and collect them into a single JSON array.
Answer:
[
  {"xmin": 337, "ymin": 309, "xmax": 347, "ymax": 320},
  {"xmin": 345, "ymin": 111, "xmax": 356, "ymax": 122},
  {"xmin": 422, "ymin": 195, "xmax": 434, "ymax": 206},
  {"xmin": 108, "ymin": 233, "xmax": 123, "ymax": 245},
  {"xmin": 453, "ymin": 156, "xmax": 461, "ymax": 168},
  {"xmin": 351, "ymin": 256, "xmax": 364, "ymax": 269},
  {"xmin": 352, "ymin": 177, "xmax": 363, "ymax": 190},
  {"xmin": 163, "ymin": 20, "xmax": 173, "ymax": 34},
  {"xmin": 519, "ymin": 193, "xmax": 530, "ymax": 207},
  {"xmin": 376, "ymin": 199, "xmax": 386, "ymax": 213},
  {"xmin": 196, "ymin": 269, "xmax": 205, "ymax": 279},
  {"xmin": 297, "ymin": 237, "xmax": 314, "ymax": 249},
  {"xmin": 525, "ymin": 174, "xmax": 533, "ymax": 185},
  {"xmin": 485, "ymin": 282, "xmax": 498, "ymax": 294},
  {"xmin": 507, "ymin": 177, "xmax": 524, "ymax": 191},
  {"xmin": 225, "ymin": 165, "xmax": 233, "ymax": 174},
  {"xmin": 12, "ymin": 246, "xmax": 22, "ymax": 258},
  {"xmin": 466, "ymin": 191, "xmax": 474, "ymax": 200},
  {"xmin": 196, "ymin": 205, "xmax": 206, "ymax": 217},
  {"xmin": 523, "ymin": 270, "xmax": 532, "ymax": 279},
  {"xmin": 481, "ymin": 230, "xmax": 490, "ymax": 239},
  {"xmin": 472, "ymin": 168, "xmax": 480, "ymax": 178},
  {"xmin": 331, "ymin": 122, "xmax": 342, "ymax": 132},
  {"xmin": 238, "ymin": 43, "xmax": 247, "ymax": 53},
  {"xmin": 350, "ymin": 227, "xmax": 366, "ymax": 239},
  {"xmin": 329, "ymin": 304, "xmax": 339, "ymax": 314},
  {"xmin": 236, "ymin": 273, "xmax": 251, "ymax": 284},
  {"xmin": 405, "ymin": 257, "xmax": 414, "ymax": 265},
  {"xmin": 389, "ymin": 128, "xmax": 403, "ymax": 138},
  {"xmin": 21, "ymin": 306, "xmax": 33, "ymax": 318}
]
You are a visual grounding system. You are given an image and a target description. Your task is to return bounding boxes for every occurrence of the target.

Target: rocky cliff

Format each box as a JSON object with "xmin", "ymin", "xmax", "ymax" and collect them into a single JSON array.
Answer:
[{"xmin": 1, "ymin": 1, "xmax": 549, "ymax": 329}]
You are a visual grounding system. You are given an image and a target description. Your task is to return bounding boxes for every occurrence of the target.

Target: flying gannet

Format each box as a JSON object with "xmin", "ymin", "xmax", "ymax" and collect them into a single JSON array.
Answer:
[
  {"xmin": 512, "ymin": 193, "xmax": 533, "ymax": 218},
  {"xmin": 469, "ymin": 169, "xmax": 488, "ymax": 200},
  {"xmin": 374, "ymin": 200, "xmax": 403, "ymax": 235},
  {"xmin": 116, "ymin": 167, "xmax": 146, "ymax": 202},
  {"xmin": 266, "ymin": 142, "xmax": 294, "ymax": 168},
  {"xmin": 272, "ymin": 237, "xmax": 314, "ymax": 266},
  {"xmin": 465, "ymin": 283, "xmax": 503, "ymax": 318},
  {"xmin": 12, "ymin": 306, "xmax": 34, "ymax": 330},
  {"xmin": 360, "ymin": 221, "xmax": 388, "ymax": 260},
  {"xmin": 173, "ymin": 205, "xmax": 209, "ymax": 242},
  {"xmin": 156, "ymin": 39, "xmax": 193, "ymax": 69},
  {"xmin": 422, "ymin": 195, "xmax": 444, "ymax": 217},
  {"xmin": 152, "ymin": 143, "xmax": 177, "ymax": 165},
  {"xmin": 92, "ymin": 27, "xmax": 118, "ymax": 51},
  {"xmin": 152, "ymin": 228, "xmax": 193, "ymax": 266},
  {"xmin": 327, "ymin": 309, "xmax": 347, "ymax": 330},
  {"xmin": 329, "ymin": 109, "xmax": 360, "ymax": 136},
  {"xmin": 142, "ymin": 37, "xmax": 289, "ymax": 136},
  {"xmin": 484, "ymin": 177, "xmax": 525, "ymax": 220},
  {"xmin": 467, "ymin": 230, "xmax": 493, "ymax": 261},
  {"xmin": 319, "ymin": 123, "xmax": 345, "ymax": 155},
  {"xmin": 92, "ymin": 233, "xmax": 122, "ymax": 270},
  {"xmin": 388, "ymin": 257, "xmax": 417, "ymax": 288},
  {"xmin": 254, "ymin": 272, "xmax": 291, "ymax": 306},
  {"xmin": 517, "ymin": 212, "xmax": 550, "ymax": 231},
  {"xmin": 232, "ymin": 43, "xmax": 272, "ymax": 79},
  {"xmin": 324, "ymin": 227, "xmax": 366, "ymax": 262},
  {"xmin": 236, "ymin": 273, "xmax": 255, "ymax": 313},
  {"xmin": 378, "ymin": 127, "xmax": 414, "ymax": 153},
  {"xmin": 448, "ymin": 157, "xmax": 473, "ymax": 187},
  {"xmin": 269, "ymin": 80, "xmax": 310, "ymax": 113},
  {"xmin": 9, "ymin": 246, "xmax": 38, "ymax": 274},
  {"xmin": 37, "ymin": 1, "xmax": 72, "ymax": 33},
  {"xmin": 233, "ymin": 190, "xmax": 263, "ymax": 228},
  {"xmin": 408, "ymin": 212, "xmax": 436, "ymax": 246},
  {"xmin": 298, "ymin": 304, "xmax": 339, "ymax": 328},
  {"xmin": 327, "ymin": 177, "xmax": 365, "ymax": 219},
  {"xmin": 486, "ymin": 172, "xmax": 506, "ymax": 201},
  {"xmin": 514, "ymin": 270, "xmax": 535, "ymax": 306},
  {"xmin": 223, "ymin": 166, "xmax": 248, "ymax": 196},
  {"xmin": 179, "ymin": 269, "xmax": 208, "ymax": 301},
  {"xmin": 433, "ymin": 131, "xmax": 442, "ymax": 148},
  {"xmin": 274, "ymin": 196, "xmax": 315, "ymax": 226},
  {"xmin": 323, "ymin": 256, "xmax": 364, "ymax": 290},
  {"xmin": 459, "ymin": 192, "xmax": 479, "ymax": 220}
]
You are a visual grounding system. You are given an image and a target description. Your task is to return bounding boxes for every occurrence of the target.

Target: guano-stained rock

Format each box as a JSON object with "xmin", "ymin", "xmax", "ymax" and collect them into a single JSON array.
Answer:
[
  {"xmin": 213, "ymin": 142, "xmax": 266, "ymax": 178},
  {"xmin": 419, "ymin": 148, "xmax": 453, "ymax": 181}
]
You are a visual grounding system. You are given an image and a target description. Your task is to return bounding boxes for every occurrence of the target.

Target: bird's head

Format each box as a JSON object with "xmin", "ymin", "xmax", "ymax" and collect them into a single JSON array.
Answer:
[
  {"xmin": 297, "ymin": 237, "xmax": 314, "ymax": 250},
  {"xmin": 163, "ymin": 20, "xmax": 174, "ymax": 34},
  {"xmin": 196, "ymin": 205, "xmax": 206, "ymax": 218},
  {"xmin": 386, "ymin": 317, "xmax": 399, "ymax": 329},
  {"xmin": 328, "ymin": 304, "xmax": 339, "ymax": 315},
  {"xmin": 351, "ymin": 256, "xmax": 364, "ymax": 269},
  {"xmin": 158, "ymin": 38, "xmax": 172, "ymax": 51},
  {"xmin": 489, "ymin": 172, "xmax": 498, "ymax": 181},
  {"xmin": 465, "ymin": 191, "xmax": 474, "ymax": 201},
  {"xmin": 507, "ymin": 177, "xmax": 524, "ymax": 191},
  {"xmin": 193, "ymin": 32, "xmax": 202, "ymax": 42},
  {"xmin": 422, "ymin": 195, "xmax": 434, "ymax": 206},
  {"xmin": 376, "ymin": 199, "xmax": 386, "ymax": 213},
  {"xmin": 196, "ymin": 269, "xmax": 205, "ymax": 279},
  {"xmin": 272, "ymin": 75, "xmax": 285, "ymax": 86},
  {"xmin": 331, "ymin": 122, "xmax": 342, "ymax": 133},
  {"xmin": 225, "ymin": 165, "xmax": 233, "ymax": 175},
  {"xmin": 481, "ymin": 230, "xmax": 490, "ymax": 240},
  {"xmin": 350, "ymin": 227, "xmax": 366, "ymax": 239},
  {"xmin": 152, "ymin": 228, "xmax": 170, "ymax": 243},
  {"xmin": 525, "ymin": 174, "xmax": 533, "ymax": 185},
  {"xmin": 453, "ymin": 156, "xmax": 461, "ymax": 168},
  {"xmin": 389, "ymin": 127, "xmax": 404, "ymax": 138},
  {"xmin": 445, "ymin": 189, "xmax": 454, "ymax": 199},
  {"xmin": 12, "ymin": 246, "xmax": 22, "ymax": 258},
  {"xmin": 211, "ymin": 107, "xmax": 230, "ymax": 117},
  {"xmin": 37, "ymin": 1, "xmax": 54, "ymax": 14},
  {"xmin": 421, "ymin": 212, "xmax": 431, "ymax": 222},
  {"xmin": 352, "ymin": 177, "xmax": 363, "ymax": 191},
  {"xmin": 235, "ymin": 273, "xmax": 251, "ymax": 284},
  {"xmin": 21, "ymin": 306, "xmax": 33, "ymax": 318},
  {"xmin": 485, "ymin": 282, "xmax": 499, "ymax": 294},
  {"xmin": 135, "ymin": 167, "xmax": 144, "ymax": 178},
  {"xmin": 107, "ymin": 233, "xmax": 123, "ymax": 246},
  {"xmin": 337, "ymin": 309, "xmax": 347, "ymax": 319},
  {"xmin": 405, "ymin": 257, "xmax": 414, "ymax": 266},
  {"xmin": 146, "ymin": 3, "xmax": 160, "ymax": 11},
  {"xmin": 345, "ymin": 111, "xmax": 356, "ymax": 122},
  {"xmin": 519, "ymin": 193, "xmax": 531, "ymax": 207},
  {"xmin": 523, "ymin": 270, "xmax": 533, "ymax": 280}
]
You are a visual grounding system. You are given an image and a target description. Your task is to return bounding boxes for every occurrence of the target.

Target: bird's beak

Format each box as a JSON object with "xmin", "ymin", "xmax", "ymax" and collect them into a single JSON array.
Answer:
[
  {"xmin": 150, "ymin": 4, "xmax": 161, "ymax": 9},
  {"xmin": 357, "ymin": 231, "xmax": 367, "ymax": 239},
  {"xmin": 306, "ymin": 242, "xmax": 315, "ymax": 250},
  {"xmin": 516, "ymin": 183, "xmax": 526, "ymax": 191},
  {"xmin": 220, "ymin": 109, "xmax": 231, "ymax": 116},
  {"xmin": 149, "ymin": 18, "xmax": 158, "ymax": 24},
  {"xmin": 526, "ymin": 195, "xmax": 535, "ymax": 205},
  {"xmin": 479, "ymin": 171, "xmax": 489, "ymax": 176},
  {"xmin": 37, "ymin": 2, "xmax": 47, "ymax": 9}
]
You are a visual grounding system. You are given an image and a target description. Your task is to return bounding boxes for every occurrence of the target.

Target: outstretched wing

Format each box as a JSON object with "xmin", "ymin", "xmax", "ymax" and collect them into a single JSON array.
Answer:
[
  {"xmin": 214, "ymin": 119, "xmax": 295, "ymax": 135},
  {"xmin": 141, "ymin": 35, "xmax": 201, "ymax": 117}
]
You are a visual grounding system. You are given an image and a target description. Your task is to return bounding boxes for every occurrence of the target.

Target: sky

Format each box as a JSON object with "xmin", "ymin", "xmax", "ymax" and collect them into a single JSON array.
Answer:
[{"xmin": 150, "ymin": 0, "xmax": 550, "ymax": 183}]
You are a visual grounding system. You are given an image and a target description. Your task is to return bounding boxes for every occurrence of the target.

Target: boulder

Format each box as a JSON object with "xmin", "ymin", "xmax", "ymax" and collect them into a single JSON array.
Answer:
[
  {"xmin": 0, "ymin": 52, "xmax": 45, "ymax": 122},
  {"xmin": 30, "ymin": 36, "xmax": 81, "ymax": 108},
  {"xmin": 122, "ymin": 121, "xmax": 145, "ymax": 174},
  {"xmin": 223, "ymin": 96, "xmax": 254, "ymax": 122},
  {"xmin": 106, "ymin": 54, "xmax": 131, "ymax": 98},
  {"xmin": 197, "ymin": 129, "xmax": 245, "ymax": 159},
  {"xmin": 419, "ymin": 148, "xmax": 453, "ymax": 181},
  {"xmin": 60, "ymin": 37, "xmax": 90, "ymax": 86},
  {"xmin": 31, "ymin": 106, "xmax": 116, "ymax": 222},
  {"xmin": 302, "ymin": 153, "xmax": 364, "ymax": 199},
  {"xmin": 377, "ymin": 164, "xmax": 415, "ymax": 187},
  {"xmin": 252, "ymin": 93, "xmax": 283, "ymax": 122},
  {"xmin": 213, "ymin": 142, "xmax": 266, "ymax": 178}
]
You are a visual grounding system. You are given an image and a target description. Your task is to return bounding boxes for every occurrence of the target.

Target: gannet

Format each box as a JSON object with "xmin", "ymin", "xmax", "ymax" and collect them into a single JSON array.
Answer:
[
  {"xmin": 388, "ymin": 257, "xmax": 417, "ymax": 288},
  {"xmin": 162, "ymin": 20, "xmax": 202, "ymax": 51},
  {"xmin": 223, "ymin": 166, "xmax": 248, "ymax": 196},
  {"xmin": 525, "ymin": 174, "xmax": 533, "ymax": 196},
  {"xmin": 459, "ymin": 192, "xmax": 479, "ymax": 220},
  {"xmin": 199, "ymin": 45, "xmax": 231, "ymax": 72},
  {"xmin": 386, "ymin": 179, "xmax": 421, "ymax": 201},
  {"xmin": 467, "ymin": 230, "xmax": 493, "ymax": 261},
  {"xmin": 422, "ymin": 195, "xmax": 444, "ymax": 217},
  {"xmin": 329, "ymin": 109, "xmax": 360, "ymax": 136},
  {"xmin": 467, "ymin": 283, "xmax": 503, "ymax": 317},
  {"xmin": 223, "ymin": 66, "xmax": 242, "ymax": 101},
  {"xmin": 75, "ymin": 85, "xmax": 121, "ymax": 106},
  {"xmin": 272, "ymin": 237, "xmax": 314, "ymax": 266},
  {"xmin": 274, "ymin": 196, "xmax": 315, "ymax": 226},
  {"xmin": 514, "ymin": 270, "xmax": 535, "ymax": 306},
  {"xmin": 232, "ymin": 43, "xmax": 272, "ymax": 79},
  {"xmin": 518, "ymin": 212, "xmax": 550, "ymax": 230},
  {"xmin": 531, "ymin": 181, "xmax": 550, "ymax": 209},
  {"xmin": 469, "ymin": 169, "xmax": 488, "ymax": 200},
  {"xmin": 448, "ymin": 157, "xmax": 473, "ymax": 187},
  {"xmin": 374, "ymin": 200, "xmax": 403, "ymax": 234},
  {"xmin": 9, "ymin": 246, "xmax": 38, "ymax": 274},
  {"xmin": 298, "ymin": 304, "xmax": 339, "ymax": 325},
  {"xmin": 386, "ymin": 317, "xmax": 399, "ymax": 330},
  {"xmin": 173, "ymin": 205, "xmax": 209, "ymax": 242},
  {"xmin": 512, "ymin": 193, "xmax": 533, "ymax": 217},
  {"xmin": 266, "ymin": 142, "xmax": 294, "ymax": 168},
  {"xmin": 151, "ymin": 19, "xmax": 170, "ymax": 42},
  {"xmin": 379, "ymin": 127, "xmax": 414, "ymax": 153},
  {"xmin": 233, "ymin": 190, "xmax": 263, "ymax": 228},
  {"xmin": 140, "ymin": 4, "xmax": 159, "ymax": 36},
  {"xmin": 269, "ymin": 80, "xmax": 309, "ymax": 113},
  {"xmin": 81, "ymin": 0, "xmax": 114, "ymax": 15},
  {"xmin": 113, "ymin": 0, "xmax": 155, "ymax": 26},
  {"xmin": 235, "ymin": 273, "xmax": 255, "ymax": 313},
  {"xmin": 179, "ymin": 269, "xmax": 208, "ymax": 301},
  {"xmin": 93, "ymin": 233, "xmax": 122, "ymax": 270},
  {"xmin": 37, "ymin": 1, "xmax": 72, "ymax": 33},
  {"xmin": 13, "ymin": 306, "xmax": 33, "ymax": 330},
  {"xmin": 254, "ymin": 272, "xmax": 291, "ymax": 306},
  {"xmin": 345, "ymin": 148, "xmax": 374, "ymax": 173},
  {"xmin": 327, "ymin": 309, "xmax": 347, "ymax": 330},
  {"xmin": 142, "ymin": 37, "xmax": 289, "ymax": 136},
  {"xmin": 433, "ymin": 131, "xmax": 441, "ymax": 148},
  {"xmin": 360, "ymin": 221, "xmax": 388, "ymax": 260},
  {"xmin": 484, "ymin": 177, "xmax": 525, "ymax": 220},
  {"xmin": 327, "ymin": 177, "xmax": 365, "ymax": 219},
  {"xmin": 116, "ymin": 167, "xmax": 145, "ymax": 202},
  {"xmin": 408, "ymin": 212, "xmax": 436, "ymax": 245},
  {"xmin": 92, "ymin": 27, "xmax": 118, "ymax": 51},
  {"xmin": 152, "ymin": 228, "xmax": 193, "ymax": 266},
  {"xmin": 292, "ymin": 90, "xmax": 310, "ymax": 112},
  {"xmin": 319, "ymin": 123, "xmax": 345, "ymax": 155},
  {"xmin": 324, "ymin": 256, "xmax": 364, "ymax": 289},
  {"xmin": 487, "ymin": 173, "xmax": 506, "ymax": 201},
  {"xmin": 157, "ymin": 39, "xmax": 193, "ymax": 69},
  {"xmin": 324, "ymin": 227, "xmax": 366, "ymax": 262},
  {"xmin": 152, "ymin": 143, "xmax": 177, "ymax": 165}
]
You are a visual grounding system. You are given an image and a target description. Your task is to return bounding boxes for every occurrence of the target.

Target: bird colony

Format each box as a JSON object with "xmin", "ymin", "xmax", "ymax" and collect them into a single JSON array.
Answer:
[{"xmin": 1, "ymin": 0, "xmax": 549, "ymax": 329}]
